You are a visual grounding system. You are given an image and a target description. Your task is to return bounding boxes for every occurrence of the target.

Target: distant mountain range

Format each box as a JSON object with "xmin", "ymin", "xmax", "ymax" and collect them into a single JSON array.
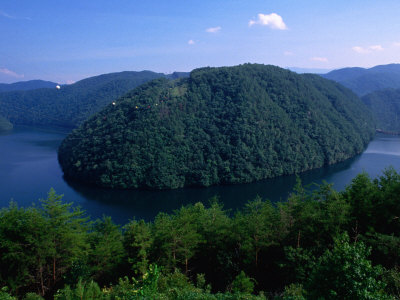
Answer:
[
  {"xmin": 0, "ymin": 80, "xmax": 58, "ymax": 92},
  {"xmin": 0, "ymin": 71, "xmax": 189, "ymax": 128},
  {"xmin": 322, "ymin": 64, "xmax": 400, "ymax": 96},
  {"xmin": 320, "ymin": 64, "xmax": 400, "ymax": 131}
]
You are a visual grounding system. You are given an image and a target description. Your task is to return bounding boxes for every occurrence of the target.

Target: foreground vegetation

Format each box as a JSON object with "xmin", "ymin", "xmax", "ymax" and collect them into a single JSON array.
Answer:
[
  {"xmin": 2, "ymin": 168, "xmax": 400, "ymax": 299},
  {"xmin": 59, "ymin": 64, "xmax": 374, "ymax": 189}
]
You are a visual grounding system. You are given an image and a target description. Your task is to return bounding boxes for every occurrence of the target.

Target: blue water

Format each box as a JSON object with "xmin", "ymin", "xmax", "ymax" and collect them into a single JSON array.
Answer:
[{"xmin": 1, "ymin": 126, "xmax": 400, "ymax": 224}]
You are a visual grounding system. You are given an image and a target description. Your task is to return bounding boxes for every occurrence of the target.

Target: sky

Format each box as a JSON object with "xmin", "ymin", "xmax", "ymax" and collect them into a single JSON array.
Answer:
[{"xmin": 1, "ymin": 0, "xmax": 400, "ymax": 83}]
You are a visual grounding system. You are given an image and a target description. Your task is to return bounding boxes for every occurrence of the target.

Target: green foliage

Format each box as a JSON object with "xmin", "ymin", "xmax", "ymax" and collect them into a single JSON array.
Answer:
[
  {"xmin": 153, "ymin": 205, "xmax": 204, "ymax": 273},
  {"xmin": 0, "ymin": 189, "xmax": 90, "ymax": 298},
  {"xmin": 382, "ymin": 266, "xmax": 400, "ymax": 298},
  {"xmin": 54, "ymin": 279, "xmax": 103, "ymax": 300},
  {"xmin": 88, "ymin": 216, "xmax": 125, "ymax": 283},
  {"xmin": 280, "ymin": 283, "xmax": 306, "ymax": 300},
  {"xmin": 231, "ymin": 271, "xmax": 255, "ymax": 294},
  {"xmin": 0, "ymin": 202, "xmax": 49, "ymax": 295},
  {"xmin": 306, "ymin": 233, "xmax": 388, "ymax": 300},
  {"xmin": 157, "ymin": 268, "xmax": 196, "ymax": 295},
  {"xmin": 196, "ymin": 273, "xmax": 211, "ymax": 292},
  {"xmin": 123, "ymin": 219, "xmax": 153, "ymax": 275},
  {"xmin": 40, "ymin": 188, "xmax": 89, "ymax": 290},
  {"xmin": 234, "ymin": 197, "xmax": 279, "ymax": 267},
  {"xmin": 59, "ymin": 64, "xmax": 375, "ymax": 189},
  {"xmin": 0, "ymin": 287, "xmax": 17, "ymax": 300},
  {"xmin": 283, "ymin": 247, "xmax": 317, "ymax": 284},
  {"xmin": 23, "ymin": 293, "xmax": 44, "ymax": 300},
  {"xmin": 106, "ymin": 264, "xmax": 161, "ymax": 299}
]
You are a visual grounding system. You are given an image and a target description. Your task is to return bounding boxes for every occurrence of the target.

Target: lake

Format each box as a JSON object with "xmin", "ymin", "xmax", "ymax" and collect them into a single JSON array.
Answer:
[{"xmin": 1, "ymin": 126, "xmax": 400, "ymax": 224}]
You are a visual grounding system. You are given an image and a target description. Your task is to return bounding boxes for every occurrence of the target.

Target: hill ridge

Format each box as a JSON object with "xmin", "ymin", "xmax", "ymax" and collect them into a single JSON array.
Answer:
[
  {"xmin": 0, "ymin": 79, "xmax": 58, "ymax": 92},
  {"xmin": 322, "ymin": 64, "xmax": 400, "ymax": 96},
  {"xmin": 0, "ymin": 71, "xmax": 189, "ymax": 128},
  {"xmin": 58, "ymin": 64, "xmax": 375, "ymax": 190}
]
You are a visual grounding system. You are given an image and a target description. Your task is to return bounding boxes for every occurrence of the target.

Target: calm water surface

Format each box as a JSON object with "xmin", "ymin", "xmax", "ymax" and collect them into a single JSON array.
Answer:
[{"xmin": 1, "ymin": 126, "xmax": 400, "ymax": 224}]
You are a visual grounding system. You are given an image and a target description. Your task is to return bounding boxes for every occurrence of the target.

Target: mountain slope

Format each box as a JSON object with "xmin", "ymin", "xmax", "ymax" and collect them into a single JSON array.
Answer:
[
  {"xmin": 0, "ymin": 80, "xmax": 58, "ymax": 92},
  {"xmin": 58, "ymin": 64, "xmax": 375, "ymax": 190},
  {"xmin": 322, "ymin": 64, "xmax": 400, "ymax": 96},
  {"xmin": 0, "ymin": 71, "xmax": 189, "ymax": 128},
  {"xmin": 362, "ymin": 88, "xmax": 400, "ymax": 132}
]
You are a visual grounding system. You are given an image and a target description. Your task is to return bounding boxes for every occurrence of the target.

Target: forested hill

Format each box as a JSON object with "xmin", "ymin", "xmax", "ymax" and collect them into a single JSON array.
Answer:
[
  {"xmin": 58, "ymin": 64, "xmax": 375, "ymax": 190},
  {"xmin": 0, "ymin": 71, "xmax": 188, "ymax": 128},
  {"xmin": 0, "ymin": 79, "xmax": 57, "ymax": 92},
  {"xmin": 322, "ymin": 64, "xmax": 400, "ymax": 96},
  {"xmin": 362, "ymin": 88, "xmax": 400, "ymax": 132}
]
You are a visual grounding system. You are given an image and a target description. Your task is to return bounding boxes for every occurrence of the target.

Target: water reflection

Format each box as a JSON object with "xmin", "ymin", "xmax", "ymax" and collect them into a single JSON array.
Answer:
[{"xmin": 63, "ymin": 153, "xmax": 361, "ymax": 221}]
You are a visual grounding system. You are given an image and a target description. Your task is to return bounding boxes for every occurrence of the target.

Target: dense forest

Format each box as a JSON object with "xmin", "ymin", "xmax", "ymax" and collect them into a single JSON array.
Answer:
[
  {"xmin": 322, "ymin": 64, "xmax": 400, "ymax": 96},
  {"xmin": 58, "ymin": 64, "xmax": 375, "ymax": 190},
  {"xmin": 2, "ymin": 169, "xmax": 400, "ymax": 299},
  {"xmin": 0, "ymin": 71, "xmax": 188, "ymax": 128},
  {"xmin": 0, "ymin": 80, "xmax": 58, "ymax": 93},
  {"xmin": 362, "ymin": 88, "xmax": 400, "ymax": 132},
  {"xmin": 0, "ymin": 116, "xmax": 13, "ymax": 131}
]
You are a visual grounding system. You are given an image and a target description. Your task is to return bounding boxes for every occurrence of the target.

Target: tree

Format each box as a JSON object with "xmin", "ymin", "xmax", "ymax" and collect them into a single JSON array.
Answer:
[
  {"xmin": 234, "ymin": 197, "xmax": 279, "ymax": 268},
  {"xmin": 40, "ymin": 189, "xmax": 89, "ymax": 293},
  {"xmin": 0, "ymin": 203, "xmax": 49, "ymax": 296},
  {"xmin": 307, "ymin": 233, "xmax": 389, "ymax": 299},
  {"xmin": 153, "ymin": 206, "xmax": 203, "ymax": 274},
  {"xmin": 54, "ymin": 279, "xmax": 103, "ymax": 300},
  {"xmin": 123, "ymin": 219, "xmax": 153, "ymax": 275},
  {"xmin": 88, "ymin": 216, "xmax": 125, "ymax": 284},
  {"xmin": 231, "ymin": 271, "xmax": 255, "ymax": 294}
]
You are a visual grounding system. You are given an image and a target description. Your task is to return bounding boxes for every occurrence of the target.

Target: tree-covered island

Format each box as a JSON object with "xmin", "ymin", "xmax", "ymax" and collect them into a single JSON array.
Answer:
[{"xmin": 58, "ymin": 64, "xmax": 375, "ymax": 189}]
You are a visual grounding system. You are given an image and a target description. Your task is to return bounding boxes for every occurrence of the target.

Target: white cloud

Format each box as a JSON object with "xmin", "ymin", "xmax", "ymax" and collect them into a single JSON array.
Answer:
[
  {"xmin": 369, "ymin": 45, "xmax": 383, "ymax": 51},
  {"xmin": 248, "ymin": 13, "xmax": 287, "ymax": 30},
  {"xmin": 0, "ymin": 11, "xmax": 14, "ymax": 19},
  {"xmin": 352, "ymin": 46, "xmax": 369, "ymax": 54},
  {"xmin": 0, "ymin": 68, "xmax": 24, "ymax": 78},
  {"xmin": 0, "ymin": 10, "xmax": 31, "ymax": 20},
  {"xmin": 310, "ymin": 57, "xmax": 328, "ymax": 62},
  {"xmin": 188, "ymin": 39, "xmax": 195, "ymax": 45},
  {"xmin": 284, "ymin": 51, "xmax": 294, "ymax": 56},
  {"xmin": 352, "ymin": 45, "xmax": 384, "ymax": 54},
  {"xmin": 206, "ymin": 26, "xmax": 221, "ymax": 33},
  {"xmin": 393, "ymin": 42, "xmax": 400, "ymax": 47}
]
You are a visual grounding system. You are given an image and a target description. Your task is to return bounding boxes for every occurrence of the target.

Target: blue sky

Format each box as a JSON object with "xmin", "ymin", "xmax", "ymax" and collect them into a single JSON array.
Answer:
[{"xmin": 1, "ymin": 0, "xmax": 400, "ymax": 83}]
